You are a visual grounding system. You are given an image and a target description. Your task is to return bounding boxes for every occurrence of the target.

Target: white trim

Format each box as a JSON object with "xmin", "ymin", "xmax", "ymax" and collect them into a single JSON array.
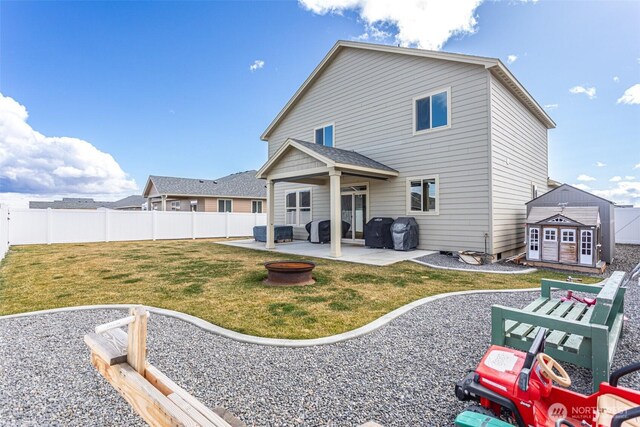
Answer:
[
  {"xmin": 313, "ymin": 122, "xmax": 335, "ymax": 148},
  {"xmin": 528, "ymin": 227, "xmax": 540, "ymax": 260},
  {"xmin": 406, "ymin": 175, "xmax": 440, "ymax": 215},
  {"xmin": 217, "ymin": 199, "xmax": 233, "ymax": 213},
  {"xmin": 412, "ymin": 87, "xmax": 452, "ymax": 135},
  {"xmin": 284, "ymin": 188, "xmax": 312, "ymax": 226}
]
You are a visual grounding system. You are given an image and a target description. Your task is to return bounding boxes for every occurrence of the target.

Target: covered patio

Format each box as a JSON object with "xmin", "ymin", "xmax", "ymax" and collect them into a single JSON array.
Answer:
[
  {"xmin": 219, "ymin": 239, "xmax": 436, "ymax": 266},
  {"xmin": 256, "ymin": 138, "xmax": 401, "ymax": 258}
]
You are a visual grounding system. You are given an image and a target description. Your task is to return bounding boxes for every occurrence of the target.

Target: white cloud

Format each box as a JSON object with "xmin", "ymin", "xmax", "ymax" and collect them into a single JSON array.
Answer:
[
  {"xmin": 610, "ymin": 176, "xmax": 622, "ymax": 182},
  {"xmin": 613, "ymin": 76, "xmax": 620, "ymax": 83},
  {"xmin": 573, "ymin": 183, "xmax": 591, "ymax": 191},
  {"xmin": 625, "ymin": 176, "xmax": 636, "ymax": 180},
  {"xmin": 0, "ymin": 93, "xmax": 137, "ymax": 195},
  {"xmin": 507, "ymin": 54, "xmax": 518, "ymax": 64},
  {"xmin": 593, "ymin": 180, "xmax": 640, "ymax": 207},
  {"xmin": 569, "ymin": 85, "xmax": 596, "ymax": 99},
  {"xmin": 616, "ymin": 83, "xmax": 640, "ymax": 105},
  {"xmin": 249, "ymin": 60, "xmax": 265, "ymax": 72},
  {"xmin": 595, "ymin": 161, "xmax": 606, "ymax": 167},
  {"xmin": 543, "ymin": 104, "xmax": 558, "ymax": 110},
  {"xmin": 577, "ymin": 174, "xmax": 596, "ymax": 182},
  {"xmin": 636, "ymin": 163, "xmax": 640, "ymax": 169},
  {"xmin": 299, "ymin": 0, "xmax": 484, "ymax": 50}
]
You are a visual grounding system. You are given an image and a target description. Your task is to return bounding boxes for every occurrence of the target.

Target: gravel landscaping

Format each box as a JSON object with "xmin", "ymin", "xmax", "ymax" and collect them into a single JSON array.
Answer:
[
  {"xmin": 414, "ymin": 252, "xmax": 534, "ymax": 273},
  {"xmin": 1, "ymin": 246, "xmax": 638, "ymax": 426}
]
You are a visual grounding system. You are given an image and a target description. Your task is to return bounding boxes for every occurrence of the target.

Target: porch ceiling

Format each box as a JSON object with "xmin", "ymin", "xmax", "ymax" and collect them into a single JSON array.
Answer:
[{"xmin": 256, "ymin": 138, "xmax": 398, "ymax": 183}]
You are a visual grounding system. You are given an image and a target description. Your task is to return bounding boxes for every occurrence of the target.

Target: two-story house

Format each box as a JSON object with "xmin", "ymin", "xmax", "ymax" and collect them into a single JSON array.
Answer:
[{"xmin": 257, "ymin": 41, "xmax": 555, "ymax": 260}]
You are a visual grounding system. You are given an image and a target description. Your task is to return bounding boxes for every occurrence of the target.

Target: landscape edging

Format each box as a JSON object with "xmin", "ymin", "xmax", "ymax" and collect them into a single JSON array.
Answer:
[
  {"xmin": 0, "ymin": 286, "xmax": 540, "ymax": 347},
  {"xmin": 409, "ymin": 258, "xmax": 538, "ymax": 274}
]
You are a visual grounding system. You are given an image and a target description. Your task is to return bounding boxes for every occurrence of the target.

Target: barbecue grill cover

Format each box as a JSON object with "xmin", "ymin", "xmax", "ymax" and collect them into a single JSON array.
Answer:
[
  {"xmin": 391, "ymin": 217, "xmax": 419, "ymax": 251},
  {"xmin": 305, "ymin": 220, "xmax": 351, "ymax": 243},
  {"xmin": 364, "ymin": 217, "xmax": 394, "ymax": 248}
]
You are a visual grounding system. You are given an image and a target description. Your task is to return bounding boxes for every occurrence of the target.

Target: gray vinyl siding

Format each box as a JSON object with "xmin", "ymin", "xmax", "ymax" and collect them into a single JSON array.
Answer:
[
  {"xmin": 269, "ymin": 148, "xmax": 325, "ymax": 176},
  {"xmin": 490, "ymin": 74, "xmax": 549, "ymax": 256},
  {"xmin": 268, "ymin": 48, "xmax": 491, "ymax": 252}
]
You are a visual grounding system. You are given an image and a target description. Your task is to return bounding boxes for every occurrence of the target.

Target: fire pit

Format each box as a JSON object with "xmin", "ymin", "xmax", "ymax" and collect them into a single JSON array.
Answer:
[{"xmin": 263, "ymin": 261, "xmax": 316, "ymax": 286}]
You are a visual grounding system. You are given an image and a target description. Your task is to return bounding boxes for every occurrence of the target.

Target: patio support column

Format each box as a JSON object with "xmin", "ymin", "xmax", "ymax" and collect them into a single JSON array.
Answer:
[
  {"xmin": 329, "ymin": 169, "xmax": 342, "ymax": 257},
  {"xmin": 160, "ymin": 195, "xmax": 167, "ymax": 211},
  {"xmin": 265, "ymin": 179, "xmax": 275, "ymax": 249}
]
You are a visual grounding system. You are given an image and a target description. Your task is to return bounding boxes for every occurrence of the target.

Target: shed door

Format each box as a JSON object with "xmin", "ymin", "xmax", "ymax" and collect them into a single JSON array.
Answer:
[
  {"xmin": 542, "ymin": 228, "xmax": 558, "ymax": 262},
  {"xmin": 580, "ymin": 230, "xmax": 593, "ymax": 265},
  {"xmin": 528, "ymin": 227, "xmax": 540, "ymax": 260},
  {"xmin": 559, "ymin": 229, "xmax": 577, "ymax": 263}
]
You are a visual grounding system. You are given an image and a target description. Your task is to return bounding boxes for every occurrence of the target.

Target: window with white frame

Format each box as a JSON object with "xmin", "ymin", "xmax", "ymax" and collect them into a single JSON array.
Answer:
[
  {"xmin": 285, "ymin": 189, "xmax": 311, "ymax": 226},
  {"xmin": 561, "ymin": 229, "xmax": 575, "ymax": 243},
  {"xmin": 544, "ymin": 228, "xmax": 557, "ymax": 241},
  {"xmin": 414, "ymin": 88, "xmax": 450, "ymax": 133},
  {"xmin": 407, "ymin": 176, "xmax": 439, "ymax": 214},
  {"xmin": 218, "ymin": 199, "xmax": 232, "ymax": 212},
  {"xmin": 170, "ymin": 201, "xmax": 181, "ymax": 211},
  {"xmin": 252, "ymin": 200, "xmax": 263, "ymax": 213},
  {"xmin": 314, "ymin": 124, "xmax": 334, "ymax": 147}
]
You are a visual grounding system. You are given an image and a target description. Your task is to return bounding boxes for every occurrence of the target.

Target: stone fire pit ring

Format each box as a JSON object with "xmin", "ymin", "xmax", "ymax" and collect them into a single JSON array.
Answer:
[{"xmin": 263, "ymin": 261, "xmax": 316, "ymax": 286}]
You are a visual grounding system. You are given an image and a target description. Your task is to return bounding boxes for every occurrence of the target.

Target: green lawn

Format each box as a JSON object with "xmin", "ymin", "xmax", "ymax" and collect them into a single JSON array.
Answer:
[{"xmin": 0, "ymin": 239, "xmax": 598, "ymax": 339}]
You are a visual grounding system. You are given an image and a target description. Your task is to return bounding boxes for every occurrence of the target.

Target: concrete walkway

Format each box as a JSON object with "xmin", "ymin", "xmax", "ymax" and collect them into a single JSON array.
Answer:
[{"xmin": 218, "ymin": 239, "xmax": 436, "ymax": 266}]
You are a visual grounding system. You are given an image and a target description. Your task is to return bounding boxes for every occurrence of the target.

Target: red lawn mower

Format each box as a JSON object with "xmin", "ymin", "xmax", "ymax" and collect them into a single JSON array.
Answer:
[{"xmin": 454, "ymin": 328, "xmax": 640, "ymax": 427}]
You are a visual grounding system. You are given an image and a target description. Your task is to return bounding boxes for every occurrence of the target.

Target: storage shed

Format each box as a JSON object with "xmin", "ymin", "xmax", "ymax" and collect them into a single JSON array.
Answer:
[
  {"xmin": 525, "ymin": 206, "xmax": 603, "ymax": 271},
  {"xmin": 526, "ymin": 184, "xmax": 615, "ymax": 263}
]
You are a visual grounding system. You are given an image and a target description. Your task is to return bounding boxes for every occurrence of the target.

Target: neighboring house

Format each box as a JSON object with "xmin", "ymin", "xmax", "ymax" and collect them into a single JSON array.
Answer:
[
  {"xmin": 143, "ymin": 170, "xmax": 266, "ymax": 213},
  {"xmin": 29, "ymin": 195, "xmax": 146, "ymax": 210},
  {"xmin": 526, "ymin": 183, "xmax": 615, "ymax": 263},
  {"xmin": 256, "ymin": 40, "xmax": 556, "ymax": 259},
  {"xmin": 525, "ymin": 206, "xmax": 603, "ymax": 272}
]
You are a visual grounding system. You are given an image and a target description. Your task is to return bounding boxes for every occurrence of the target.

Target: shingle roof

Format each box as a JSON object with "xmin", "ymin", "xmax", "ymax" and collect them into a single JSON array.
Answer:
[
  {"xmin": 147, "ymin": 170, "xmax": 266, "ymax": 198},
  {"xmin": 290, "ymin": 139, "xmax": 398, "ymax": 173},
  {"xmin": 29, "ymin": 195, "xmax": 146, "ymax": 210},
  {"xmin": 526, "ymin": 206, "xmax": 600, "ymax": 226},
  {"xmin": 110, "ymin": 195, "xmax": 146, "ymax": 209}
]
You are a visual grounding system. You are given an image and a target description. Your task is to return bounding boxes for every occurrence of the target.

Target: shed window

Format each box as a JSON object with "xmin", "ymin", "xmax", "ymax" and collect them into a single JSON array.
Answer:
[
  {"xmin": 544, "ymin": 229, "xmax": 557, "ymax": 241},
  {"xmin": 561, "ymin": 229, "xmax": 575, "ymax": 243},
  {"xmin": 285, "ymin": 189, "xmax": 311, "ymax": 226},
  {"xmin": 414, "ymin": 88, "xmax": 450, "ymax": 133},
  {"xmin": 218, "ymin": 199, "xmax": 232, "ymax": 212},
  {"xmin": 314, "ymin": 124, "xmax": 334, "ymax": 147},
  {"xmin": 407, "ymin": 176, "xmax": 439, "ymax": 215}
]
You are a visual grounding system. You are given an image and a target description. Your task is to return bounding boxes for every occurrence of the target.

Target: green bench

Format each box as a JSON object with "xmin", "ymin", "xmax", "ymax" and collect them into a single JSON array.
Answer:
[{"xmin": 491, "ymin": 271, "xmax": 626, "ymax": 391}]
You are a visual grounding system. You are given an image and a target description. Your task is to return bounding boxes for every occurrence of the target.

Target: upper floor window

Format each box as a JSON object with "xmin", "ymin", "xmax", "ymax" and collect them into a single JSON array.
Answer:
[
  {"xmin": 218, "ymin": 199, "xmax": 232, "ymax": 212},
  {"xmin": 314, "ymin": 124, "xmax": 334, "ymax": 147},
  {"xmin": 407, "ymin": 175, "xmax": 439, "ymax": 215},
  {"xmin": 413, "ymin": 88, "xmax": 450, "ymax": 134}
]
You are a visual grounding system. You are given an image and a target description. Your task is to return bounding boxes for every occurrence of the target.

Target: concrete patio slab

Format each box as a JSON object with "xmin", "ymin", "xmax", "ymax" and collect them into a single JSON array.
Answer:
[{"xmin": 217, "ymin": 239, "xmax": 436, "ymax": 266}]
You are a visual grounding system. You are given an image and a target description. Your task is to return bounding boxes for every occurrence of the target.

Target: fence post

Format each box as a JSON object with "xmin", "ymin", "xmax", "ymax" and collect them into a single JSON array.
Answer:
[
  {"xmin": 152, "ymin": 210, "xmax": 157, "ymax": 241},
  {"xmin": 104, "ymin": 210, "xmax": 110, "ymax": 242},
  {"xmin": 191, "ymin": 210, "xmax": 196, "ymax": 240},
  {"xmin": 46, "ymin": 208, "xmax": 52, "ymax": 244},
  {"xmin": 225, "ymin": 211, "xmax": 230, "ymax": 238}
]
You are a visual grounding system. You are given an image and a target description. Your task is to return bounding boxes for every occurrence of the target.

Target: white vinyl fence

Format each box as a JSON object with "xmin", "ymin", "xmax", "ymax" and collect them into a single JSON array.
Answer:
[
  {"xmin": 615, "ymin": 207, "xmax": 640, "ymax": 245},
  {"xmin": 0, "ymin": 206, "xmax": 8, "ymax": 260},
  {"xmin": 1, "ymin": 208, "xmax": 266, "ymax": 259}
]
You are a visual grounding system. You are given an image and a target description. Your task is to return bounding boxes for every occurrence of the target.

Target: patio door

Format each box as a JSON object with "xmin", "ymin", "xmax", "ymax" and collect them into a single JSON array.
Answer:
[
  {"xmin": 341, "ymin": 184, "xmax": 368, "ymax": 241},
  {"xmin": 580, "ymin": 230, "xmax": 593, "ymax": 265}
]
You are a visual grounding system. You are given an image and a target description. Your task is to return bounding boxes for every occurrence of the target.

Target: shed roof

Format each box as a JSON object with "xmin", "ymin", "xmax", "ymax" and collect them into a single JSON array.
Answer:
[
  {"xmin": 261, "ymin": 40, "xmax": 555, "ymax": 140},
  {"xmin": 144, "ymin": 170, "xmax": 266, "ymax": 198},
  {"xmin": 527, "ymin": 183, "xmax": 614, "ymax": 205},
  {"xmin": 526, "ymin": 206, "xmax": 600, "ymax": 226}
]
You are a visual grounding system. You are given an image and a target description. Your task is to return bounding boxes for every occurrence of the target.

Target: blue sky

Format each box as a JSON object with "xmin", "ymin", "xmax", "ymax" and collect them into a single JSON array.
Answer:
[{"xmin": 1, "ymin": 0, "xmax": 639, "ymax": 207}]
